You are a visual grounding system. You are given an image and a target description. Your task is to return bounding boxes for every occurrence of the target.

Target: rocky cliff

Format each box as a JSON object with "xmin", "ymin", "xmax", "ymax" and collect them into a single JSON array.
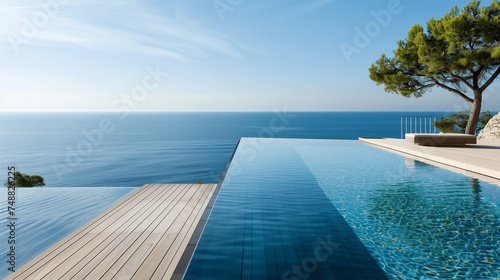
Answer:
[{"xmin": 478, "ymin": 112, "xmax": 500, "ymax": 140}]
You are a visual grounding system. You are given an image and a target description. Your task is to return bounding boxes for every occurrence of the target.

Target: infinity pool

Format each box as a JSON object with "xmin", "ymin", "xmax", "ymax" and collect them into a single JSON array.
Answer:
[{"xmin": 184, "ymin": 138, "xmax": 500, "ymax": 279}]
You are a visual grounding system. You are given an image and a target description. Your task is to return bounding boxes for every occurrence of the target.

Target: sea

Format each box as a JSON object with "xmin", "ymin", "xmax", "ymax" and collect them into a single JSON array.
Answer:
[{"xmin": 0, "ymin": 111, "xmax": 464, "ymax": 278}]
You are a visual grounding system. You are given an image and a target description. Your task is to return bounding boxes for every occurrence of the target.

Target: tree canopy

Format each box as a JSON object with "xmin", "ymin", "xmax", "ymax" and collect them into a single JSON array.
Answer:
[
  {"xmin": 5, "ymin": 171, "xmax": 45, "ymax": 188},
  {"xmin": 369, "ymin": 0, "xmax": 500, "ymax": 134}
]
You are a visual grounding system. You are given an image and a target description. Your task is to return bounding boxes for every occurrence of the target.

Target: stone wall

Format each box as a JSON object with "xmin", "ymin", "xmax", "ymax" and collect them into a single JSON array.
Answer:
[{"xmin": 478, "ymin": 112, "xmax": 500, "ymax": 140}]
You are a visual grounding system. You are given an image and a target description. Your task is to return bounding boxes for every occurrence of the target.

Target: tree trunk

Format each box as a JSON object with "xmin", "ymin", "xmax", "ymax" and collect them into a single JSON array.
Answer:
[{"xmin": 465, "ymin": 91, "xmax": 482, "ymax": 135}]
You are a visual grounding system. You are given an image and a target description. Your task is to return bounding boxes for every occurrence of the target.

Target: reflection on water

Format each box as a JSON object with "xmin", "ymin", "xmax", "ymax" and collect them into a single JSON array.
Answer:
[{"xmin": 295, "ymin": 142, "xmax": 500, "ymax": 280}]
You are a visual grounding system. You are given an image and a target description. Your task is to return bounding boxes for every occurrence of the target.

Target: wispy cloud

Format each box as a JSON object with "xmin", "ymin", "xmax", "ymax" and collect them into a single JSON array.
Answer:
[
  {"xmin": 304, "ymin": 0, "xmax": 336, "ymax": 13},
  {"xmin": 0, "ymin": 0, "xmax": 244, "ymax": 62},
  {"xmin": 273, "ymin": 0, "xmax": 336, "ymax": 19}
]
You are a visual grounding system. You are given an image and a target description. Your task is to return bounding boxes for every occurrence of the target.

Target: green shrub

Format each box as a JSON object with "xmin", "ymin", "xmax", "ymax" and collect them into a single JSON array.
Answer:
[
  {"xmin": 433, "ymin": 110, "xmax": 492, "ymax": 134},
  {"xmin": 5, "ymin": 171, "xmax": 45, "ymax": 188}
]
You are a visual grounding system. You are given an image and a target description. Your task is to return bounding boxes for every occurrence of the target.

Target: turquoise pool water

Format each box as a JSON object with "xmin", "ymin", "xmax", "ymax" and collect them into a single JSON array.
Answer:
[{"xmin": 184, "ymin": 138, "xmax": 500, "ymax": 279}]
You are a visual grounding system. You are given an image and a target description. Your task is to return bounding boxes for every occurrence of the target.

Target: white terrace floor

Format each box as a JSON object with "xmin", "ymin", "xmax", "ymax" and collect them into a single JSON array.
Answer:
[{"xmin": 359, "ymin": 138, "xmax": 500, "ymax": 184}]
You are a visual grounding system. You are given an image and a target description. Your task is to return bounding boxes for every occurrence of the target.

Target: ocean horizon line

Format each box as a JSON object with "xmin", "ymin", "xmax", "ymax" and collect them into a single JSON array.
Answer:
[{"xmin": 0, "ymin": 110, "xmax": 470, "ymax": 114}]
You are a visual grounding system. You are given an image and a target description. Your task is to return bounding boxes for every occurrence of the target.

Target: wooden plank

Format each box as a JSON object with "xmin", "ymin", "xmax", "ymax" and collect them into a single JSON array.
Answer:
[
  {"xmin": 116, "ymin": 184, "xmax": 210, "ymax": 279},
  {"xmin": 30, "ymin": 184, "xmax": 174, "ymax": 279},
  {"xmin": 6, "ymin": 184, "xmax": 160, "ymax": 280},
  {"xmin": 5, "ymin": 184, "xmax": 217, "ymax": 280},
  {"xmin": 160, "ymin": 184, "xmax": 217, "ymax": 279},
  {"xmin": 142, "ymin": 184, "xmax": 216, "ymax": 279},
  {"xmin": 105, "ymin": 184, "xmax": 202, "ymax": 279},
  {"xmin": 45, "ymin": 183, "xmax": 183, "ymax": 279},
  {"xmin": 73, "ymin": 184, "xmax": 195, "ymax": 279}
]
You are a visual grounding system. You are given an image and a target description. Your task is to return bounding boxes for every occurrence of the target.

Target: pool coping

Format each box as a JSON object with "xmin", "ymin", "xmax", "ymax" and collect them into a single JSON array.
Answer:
[
  {"xmin": 359, "ymin": 137, "xmax": 500, "ymax": 186},
  {"xmin": 171, "ymin": 139, "xmax": 241, "ymax": 280}
]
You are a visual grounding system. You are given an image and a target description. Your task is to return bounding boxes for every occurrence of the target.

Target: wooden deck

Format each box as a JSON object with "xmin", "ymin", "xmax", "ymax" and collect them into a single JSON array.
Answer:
[
  {"xmin": 359, "ymin": 138, "xmax": 500, "ymax": 183},
  {"xmin": 6, "ymin": 183, "xmax": 217, "ymax": 280}
]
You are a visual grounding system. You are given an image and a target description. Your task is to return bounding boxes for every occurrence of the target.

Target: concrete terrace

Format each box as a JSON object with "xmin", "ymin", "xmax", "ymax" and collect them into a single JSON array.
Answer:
[
  {"xmin": 6, "ymin": 183, "xmax": 217, "ymax": 280},
  {"xmin": 359, "ymin": 138, "xmax": 500, "ymax": 183}
]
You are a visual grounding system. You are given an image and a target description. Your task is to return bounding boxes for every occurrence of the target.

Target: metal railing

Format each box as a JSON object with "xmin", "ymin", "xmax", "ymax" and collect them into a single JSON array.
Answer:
[{"xmin": 401, "ymin": 116, "xmax": 438, "ymax": 139}]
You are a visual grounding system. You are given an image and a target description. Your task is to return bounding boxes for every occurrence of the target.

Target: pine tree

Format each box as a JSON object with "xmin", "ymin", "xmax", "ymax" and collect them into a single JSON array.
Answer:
[{"xmin": 369, "ymin": 0, "xmax": 500, "ymax": 134}]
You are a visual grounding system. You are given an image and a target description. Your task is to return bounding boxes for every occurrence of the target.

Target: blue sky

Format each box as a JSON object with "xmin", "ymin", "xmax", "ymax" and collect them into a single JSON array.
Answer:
[{"xmin": 0, "ymin": 0, "xmax": 499, "ymax": 112}]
